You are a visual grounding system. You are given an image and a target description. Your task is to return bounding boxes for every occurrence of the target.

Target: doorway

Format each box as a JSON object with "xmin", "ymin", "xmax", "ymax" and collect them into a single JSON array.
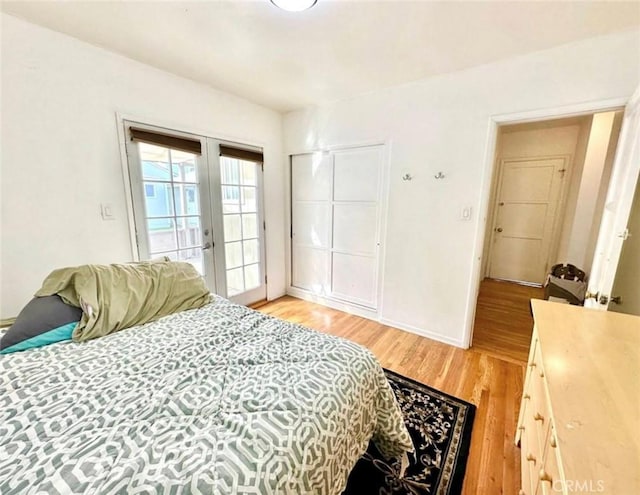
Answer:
[
  {"xmin": 472, "ymin": 110, "xmax": 624, "ymax": 359},
  {"xmin": 124, "ymin": 121, "xmax": 267, "ymax": 306}
]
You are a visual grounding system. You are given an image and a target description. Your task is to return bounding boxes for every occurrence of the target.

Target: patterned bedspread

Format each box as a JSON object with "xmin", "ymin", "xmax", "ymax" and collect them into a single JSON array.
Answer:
[{"xmin": 0, "ymin": 297, "xmax": 412, "ymax": 494}]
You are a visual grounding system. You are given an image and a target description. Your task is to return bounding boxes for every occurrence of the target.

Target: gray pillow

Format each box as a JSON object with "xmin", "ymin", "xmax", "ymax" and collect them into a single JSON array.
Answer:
[{"xmin": 0, "ymin": 296, "xmax": 82, "ymax": 354}]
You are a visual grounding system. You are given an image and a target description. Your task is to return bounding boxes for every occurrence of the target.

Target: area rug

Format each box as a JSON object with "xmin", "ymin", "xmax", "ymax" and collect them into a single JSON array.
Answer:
[{"xmin": 344, "ymin": 369, "xmax": 476, "ymax": 495}]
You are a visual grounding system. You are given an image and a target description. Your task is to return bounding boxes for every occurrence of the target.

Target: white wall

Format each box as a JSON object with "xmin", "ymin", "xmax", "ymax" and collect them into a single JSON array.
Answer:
[
  {"xmin": 284, "ymin": 29, "xmax": 640, "ymax": 347},
  {"xmin": 0, "ymin": 14, "xmax": 286, "ymax": 318}
]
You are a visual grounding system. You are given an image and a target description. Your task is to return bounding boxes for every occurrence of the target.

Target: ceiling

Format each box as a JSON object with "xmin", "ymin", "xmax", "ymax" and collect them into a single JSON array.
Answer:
[{"xmin": 2, "ymin": 1, "xmax": 639, "ymax": 112}]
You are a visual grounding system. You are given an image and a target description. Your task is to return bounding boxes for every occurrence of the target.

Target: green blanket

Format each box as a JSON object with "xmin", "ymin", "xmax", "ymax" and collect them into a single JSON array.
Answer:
[{"xmin": 35, "ymin": 261, "xmax": 210, "ymax": 342}]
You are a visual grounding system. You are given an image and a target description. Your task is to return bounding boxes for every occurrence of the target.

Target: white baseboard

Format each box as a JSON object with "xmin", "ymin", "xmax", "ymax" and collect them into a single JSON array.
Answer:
[
  {"xmin": 379, "ymin": 317, "xmax": 467, "ymax": 349},
  {"xmin": 286, "ymin": 287, "xmax": 379, "ymax": 321},
  {"xmin": 286, "ymin": 286, "xmax": 467, "ymax": 349}
]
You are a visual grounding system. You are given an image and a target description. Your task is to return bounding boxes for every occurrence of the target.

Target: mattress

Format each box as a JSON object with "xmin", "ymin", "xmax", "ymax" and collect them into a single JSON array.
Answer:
[{"xmin": 0, "ymin": 297, "xmax": 412, "ymax": 494}]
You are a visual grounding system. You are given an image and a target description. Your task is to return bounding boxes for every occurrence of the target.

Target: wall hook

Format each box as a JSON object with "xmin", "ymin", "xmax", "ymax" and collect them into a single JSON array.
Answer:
[
  {"xmin": 434, "ymin": 172, "xmax": 445, "ymax": 179},
  {"xmin": 402, "ymin": 173, "xmax": 412, "ymax": 181}
]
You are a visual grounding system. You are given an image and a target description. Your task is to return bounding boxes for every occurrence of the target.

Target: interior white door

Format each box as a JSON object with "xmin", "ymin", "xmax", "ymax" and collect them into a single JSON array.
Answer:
[
  {"xmin": 586, "ymin": 85, "xmax": 640, "ymax": 310},
  {"xmin": 291, "ymin": 153, "xmax": 333, "ymax": 294},
  {"xmin": 488, "ymin": 157, "xmax": 567, "ymax": 284},
  {"xmin": 330, "ymin": 147, "xmax": 382, "ymax": 307},
  {"xmin": 608, "ymin": 180, "xmax": 640, "ymax": 315}
]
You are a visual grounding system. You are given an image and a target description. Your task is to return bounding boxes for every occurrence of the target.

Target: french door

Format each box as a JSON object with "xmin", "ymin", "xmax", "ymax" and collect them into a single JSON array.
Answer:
[{"xmin": 124, "ymin": 121, "xmax": 267, "ymax": 305}]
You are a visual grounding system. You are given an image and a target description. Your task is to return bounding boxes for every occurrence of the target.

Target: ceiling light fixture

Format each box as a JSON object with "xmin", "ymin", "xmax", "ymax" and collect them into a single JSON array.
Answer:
[{"xmin": 270, "ymin": 0, "xmax": 317, "ymax": 12}]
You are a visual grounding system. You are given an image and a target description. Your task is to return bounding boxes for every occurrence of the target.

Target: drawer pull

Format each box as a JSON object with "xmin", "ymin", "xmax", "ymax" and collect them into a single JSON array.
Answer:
[
  {"xmin": 550, "ymin": 435, "xmax": 557, "ymax": 448},
  {"xmin": 539, "ymin": 469, "xmax": 553, "ymax": 483},
  {"xmin": 529, "ymin": 362, "xmax": 537, "ymax": 368},
  {"xmin": 526, "ymin": 453, "xmax": 536, "ymax": 462},
  {"xmin": 523, "ymin": 393, "xmax": 531, "ymax": 400},
  {"xmin": 534, "ymin": 412, "xmax": 544, "ymax": 422},
  {"xmin": 539, "ymin": 370, "xmax": 545, "ymax": 378}
]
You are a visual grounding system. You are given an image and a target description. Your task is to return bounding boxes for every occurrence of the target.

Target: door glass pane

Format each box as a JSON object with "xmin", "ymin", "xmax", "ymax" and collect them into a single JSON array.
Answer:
[
  {"xmin": 244, "ymin": 264, "xmax": 260, "ymax": 290},
  {"xmin": 176, "ymin": 217, "xmax": 202, "ymax": 249},
  {"xmin": 222, "ymin": 186, "xmax": 240, "ymax": 213},
  {"xmin": 134, "ymin": 138, "xmax": 207, "ymax": 281},
  {"xmin": 171, "ymin": 150, "xmax": 197, "ymax": 182},
  {"xmin": 241, "ymin": 161, "xmax": 256, "ymax": 185},
  {"xmin": 220, "ymin": 156, "xmax": 263, "ymax": 299},
  {"xmin": 225, "ymin": 241, "xmax": 243, "ymax": 269},
  {"xmin": 242, "ymin": 214, "xmax": 258, "ymax": 239},
  {"xmin": 173, "ymin": 184, "xmax": 200, "ymax": 215},
  {"xmin": 240, "ymin": 187, "xmax": 257, "ymax": 213},
  {"xmin": 147, "ymin": 218, "xmax": 177, "ymax": 252},
  {"xmin": 243, "ymin": 240, "xmax": 259, "ymax": 264},
  {"xmin": 221, "ymin": 158, "xmax": 240, "ymax": 185},
  {"xmin": 144, "ymin": 182, "xmax": 174, "ymax": 217},
  {"xmin": 223, "ymin": 214, "xmax": 242, "ymax": 242},
  {"xmin": 227, "ymin": 268, "xmax": 244, "ymax": 296},
  {"xmin": 140, "ymin": 143, "xmax": 171, "ymax": 181}
]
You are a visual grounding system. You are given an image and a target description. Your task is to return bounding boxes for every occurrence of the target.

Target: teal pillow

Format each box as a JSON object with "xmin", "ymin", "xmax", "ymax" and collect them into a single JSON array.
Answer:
[{"xmin": 0, "ymin": 296, "xmax": 81, "ymax": 354}]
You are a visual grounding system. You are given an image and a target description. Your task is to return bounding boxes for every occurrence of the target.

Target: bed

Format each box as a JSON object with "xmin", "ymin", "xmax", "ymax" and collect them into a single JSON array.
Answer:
[{"xmin": 0, "ymin": 296, "xmax": 412, "ymax": 494}]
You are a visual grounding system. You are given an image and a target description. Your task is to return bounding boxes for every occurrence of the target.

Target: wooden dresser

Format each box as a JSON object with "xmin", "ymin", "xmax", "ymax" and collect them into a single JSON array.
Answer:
[{"xmin": 516, "ymin": 300, "xmax": 639, "ymax": 495}]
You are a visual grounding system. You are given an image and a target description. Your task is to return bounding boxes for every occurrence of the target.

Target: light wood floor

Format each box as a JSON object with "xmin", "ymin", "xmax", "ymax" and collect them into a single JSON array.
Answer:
[
  {"xmin": 471, "ymin": 278, "xmax": 544, "ymax": 364},
  {"xmin": 258, "ymin": 280, "xmax": 541, "ymax": 495}
]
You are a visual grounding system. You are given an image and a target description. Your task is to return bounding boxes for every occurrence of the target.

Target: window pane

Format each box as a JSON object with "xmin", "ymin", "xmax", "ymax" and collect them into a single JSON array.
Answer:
[
  {"xmin": 240, "ymin": 187, "xmax": 257, "ymax": 213},
  {"xmin": 243, "ymin": 239, "xmax": 259, "ymax": 265},
  {"xmin": 223, "ymin": 214, "xmax": 242, "ymax": 242},
  {"xmin": 222, "ymin": 186, "xmax": 240, "ymax": 213},
  {"xmin": 227, "ymin": 268, "xmax": 244, "ymax": 296},
  {"xmin": 244, "ymin": 264, "xmax": 260, "ymax": 290},
  {"xmin": 171, "ymin": 151, "xmax": 197, "ymax": 183},
  {"xmin": 144, "ymin": 182, "xmax": 174, "ymax": 217},
  {"xmin": 173, "ymin": 184, "xmax": 200, "ymax": 215},
  {"xmin": 140, "ymin": 143, "xmax": 171, "ymax": 181},
  {"xmin": 179, "ymin": 249, "xmax": 204, "ymax": 276},
  {"xmin": 147, "ymin": 218, "xmax": 177, "ymax": 252},
  {"xmin": 242, "ymin": 214, "xmax": 258, "ymax": 239},
  {"xmin": 221, "ymin": 158, "xmax": 240, "ymax": 185},
  {"xmin": 176, "ymin": 217, "xmax": 202, "ymax": 248},
  {"xmin": 241, "ymin": 161, "xmax": 257, "ymax": 185},
  {"xmin": 149, "ymin": 251, "xmax": 178, "ymax": 261},
  {"xmin": 225, "ymin": 241, "xmax": 243, "ymax": 269}
]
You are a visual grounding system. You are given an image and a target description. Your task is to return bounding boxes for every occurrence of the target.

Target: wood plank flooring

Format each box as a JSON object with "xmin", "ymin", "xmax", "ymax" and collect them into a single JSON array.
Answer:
[{"xmin": 258, "ymin": 279, "xmax": 540, "ymax": 495}]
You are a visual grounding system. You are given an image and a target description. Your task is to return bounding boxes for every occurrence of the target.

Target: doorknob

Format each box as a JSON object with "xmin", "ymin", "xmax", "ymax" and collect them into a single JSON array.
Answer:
[
  {"xmin": 610, "ymin": 296, "xmax": 622, "ymax": 305},
  {"xmin": 202, "ymin": 242, "xmax": 212, "ymax": 251},
  {"xmin": 495, "ymin": 227, "xmax": 503, "ymax": 233}
]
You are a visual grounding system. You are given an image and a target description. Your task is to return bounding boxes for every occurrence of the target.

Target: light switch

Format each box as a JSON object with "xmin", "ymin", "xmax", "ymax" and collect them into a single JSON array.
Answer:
[
  {"xmin": 461, "ymin": 206, "xmax": 472, "ymax": 221},
  {"xmin": 101, "ymin": 203, "xmax": 115, "ymax": 220}
]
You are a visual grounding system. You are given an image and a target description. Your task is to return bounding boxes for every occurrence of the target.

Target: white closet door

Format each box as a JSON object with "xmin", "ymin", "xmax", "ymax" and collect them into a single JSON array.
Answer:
[
  {"xmin": 331, "ymin": 147, "xmax": 382, "ymax": 307},
  {"xmin": 291, "ymin": 153, "xmax": 332, "ymax": 294}
]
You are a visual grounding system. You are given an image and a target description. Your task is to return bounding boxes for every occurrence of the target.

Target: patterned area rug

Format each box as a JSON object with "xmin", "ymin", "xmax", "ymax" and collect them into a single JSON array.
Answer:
[{"xmin": 344, "ymin": 369, "xmax": 476, "ymax": 495}]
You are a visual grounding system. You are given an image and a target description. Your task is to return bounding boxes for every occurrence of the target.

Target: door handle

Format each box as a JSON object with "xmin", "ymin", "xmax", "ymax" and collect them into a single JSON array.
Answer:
[
  {"xmin": 610, "ymin": 296, "xmax": 622, "ymax": 305},
  {"xmin": 495, "ymin": 227, "xmax": 503, "ymax": 233},
  {"xmin": 202, "ymin": 242, "xmax": 212, "ymax": 251}
]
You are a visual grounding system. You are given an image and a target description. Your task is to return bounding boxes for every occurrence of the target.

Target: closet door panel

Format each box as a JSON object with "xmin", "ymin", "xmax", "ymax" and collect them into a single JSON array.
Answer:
[
  {"xmin": 333, "ymin": 204, "xmax": 377, "ymax": 255},
  {"xmin": 291, "ymin": 153, "xmax": 332, "ymax": 295},
  {"xmin": 292, "ymin": 154, "xmax": 332, "ymax": 201},
  {"xmin": 292, "ymin": 203, "xmax": 331, "ymax": 248},
  {"xmin": 292, "ymin": 246, "xmax": 329, "ymax": 293},
  {"xmin": 332, "ymin": 253, "xmax": 376, "ymax": 306},
  {"xmin": 333, "ymin": 148, "xmax": 381, "ymax": 202}
]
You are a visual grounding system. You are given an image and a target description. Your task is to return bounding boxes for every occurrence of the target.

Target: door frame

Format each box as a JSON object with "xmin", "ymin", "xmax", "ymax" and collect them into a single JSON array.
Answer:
[
  {"xmin": 284, "ymin": 140, "xmax": 392, "ymax": 321},
  {"xmin": 485, "ymin": 154, "xmax": 573, "ymax": 285},
  {"xmin": 115, "ymin": 113, "xmax": 268, "ymax": 304},
  {"xmin": 463, "ymin": 96, "xmax": 629, "ymax": 349}
]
